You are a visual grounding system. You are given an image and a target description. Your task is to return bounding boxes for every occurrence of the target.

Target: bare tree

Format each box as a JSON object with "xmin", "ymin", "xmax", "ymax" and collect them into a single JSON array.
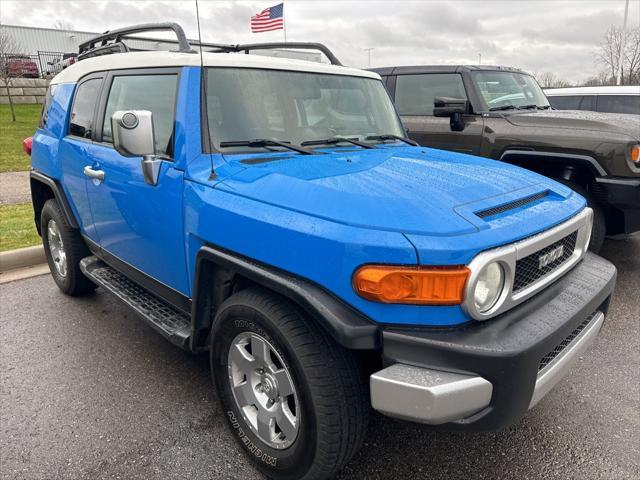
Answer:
[
  {"xmin": 582, "ymin": 70, "xmax": 612, "ymax": 86},
  {"xmin": 0, "ymin": 27, "xmax": 19, "ymax": 122},
  {"xmin": 533, "ymin": 71, "xmax": 572, "ymax": 89},
  {"xmin": 597, "ymin": 25, "xmax": 640, "ymax": 85}
]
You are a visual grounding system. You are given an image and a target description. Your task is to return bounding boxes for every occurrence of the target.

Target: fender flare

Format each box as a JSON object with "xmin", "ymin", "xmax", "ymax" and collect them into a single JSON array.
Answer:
[
  {"xmin": 30, "ymin": 170, "xmax": 79, "ymax": 229},
  {"xmin": 499, "ymin": 150, "xmax": 607, "ymax": 177},
  {"xmin": 190, "ymin": 245, "xmax": 380, "ymax": 352}
]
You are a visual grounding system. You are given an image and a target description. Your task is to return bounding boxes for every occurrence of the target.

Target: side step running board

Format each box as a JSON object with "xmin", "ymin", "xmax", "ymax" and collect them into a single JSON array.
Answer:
[{"xmin": 80, "ymin": 256, "xmax": 191, "ymax": 349}]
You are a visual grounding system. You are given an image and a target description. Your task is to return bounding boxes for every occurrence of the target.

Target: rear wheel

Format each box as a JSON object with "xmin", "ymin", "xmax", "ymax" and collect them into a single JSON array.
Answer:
[
  {"xmin": 210, "ymin": 287, "xmax": 369, "ymax": 480},
  {"xmin": 41, "ymin": 199, "xmax": 96, "ymax": 296},
  {"xmin": 556, "ymin": 179, "xmax": 606, "ymax": 253}
]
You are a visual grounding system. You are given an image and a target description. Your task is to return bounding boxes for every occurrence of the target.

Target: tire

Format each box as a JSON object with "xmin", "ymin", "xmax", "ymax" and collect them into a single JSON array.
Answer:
[
  {"xmin": 40, "ymin": 199, "xmax": 96, "ymax": 296},
  {"xmin": 556, "ymin": 179, "xmax": 606, "ymax": 253},
  {"xmin": 210, "ymin": 287, "xmax": 369, "ymax": 480}
]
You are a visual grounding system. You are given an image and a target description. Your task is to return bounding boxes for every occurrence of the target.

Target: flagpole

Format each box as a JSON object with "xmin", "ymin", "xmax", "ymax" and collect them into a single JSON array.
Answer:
[{"xmin": 283, "ymin": 1, "xmax": 287, "ymax": 42}]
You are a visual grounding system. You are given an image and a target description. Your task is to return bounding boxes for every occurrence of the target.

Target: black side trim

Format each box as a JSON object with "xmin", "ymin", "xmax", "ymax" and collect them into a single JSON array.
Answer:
[
  {"xmin": 30, "ymin": 170, "xmax": 79, "ymax": 229},
  {"xmin": 191, "ymin": 245, "xmax": 379, "ymax": 351},
  {"xmin": 499, "ymin": 150, "xmax": 607, "ymax": 176},
  {"xmin": 84, "ymin": 236, "xmax": 192, "ymax": 315}
]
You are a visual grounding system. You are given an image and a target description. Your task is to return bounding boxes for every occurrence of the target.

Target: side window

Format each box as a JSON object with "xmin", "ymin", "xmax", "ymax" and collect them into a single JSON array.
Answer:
[
  {"xmin": 38, "ymin": 85, "xmax": 56, "ymax": 129},
  {"xmin": 547, "ymin": 95, "xmax": 582, "ymax": 110},
  {"xmin": 596, "ymin": 95, "xmax": 640, "ymax": 115},
  {"xmin": 395, "ymin": 74, "xmax": 467, "ymax": 116},
  {"xmin": 579, "ymin": 95, "xmax": 595, "ymax": 111},
  {"xmin": 69, "ymin": 78, "xmax": 102, "ymax": 138},
  {"xmin": 102, "ymin": 74, "xmax": 178, "ymax": 156}
]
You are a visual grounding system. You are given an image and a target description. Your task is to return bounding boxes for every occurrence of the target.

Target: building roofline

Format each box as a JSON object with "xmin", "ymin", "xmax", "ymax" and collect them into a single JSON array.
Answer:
[{"xmin": 1, "ymin": 23, "xmax": 101, "ymax": 36}]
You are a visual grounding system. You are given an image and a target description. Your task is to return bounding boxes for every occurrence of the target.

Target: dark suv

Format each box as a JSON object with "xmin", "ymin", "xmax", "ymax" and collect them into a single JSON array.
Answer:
[{"xmin": 372, "ymin": 65, "xmax": 640, "ymax": 252}]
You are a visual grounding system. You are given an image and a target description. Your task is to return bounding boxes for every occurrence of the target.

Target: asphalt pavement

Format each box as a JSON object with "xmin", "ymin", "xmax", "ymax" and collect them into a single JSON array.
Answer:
[
  {"xmin": 1, "ymin": 237, "xmax": 638, "ymax": 480},
  {"xmin": 0, "ymin": 172, "xmax": 30, "ymax": 205}
]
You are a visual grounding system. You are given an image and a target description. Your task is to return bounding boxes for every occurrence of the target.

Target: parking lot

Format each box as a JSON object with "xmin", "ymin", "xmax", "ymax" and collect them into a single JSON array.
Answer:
[{"xmin": 1, "ymin": 237, "xmax": 638, "ymax": 480}]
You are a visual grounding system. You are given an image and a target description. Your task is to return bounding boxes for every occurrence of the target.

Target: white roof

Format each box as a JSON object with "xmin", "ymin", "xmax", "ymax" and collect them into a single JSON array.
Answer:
[
  {"xmin": 544, "ymin": 85, "xmax": 640, "ymax": 96},
  {"xmin": 50, "ymin": 50, "xmax": 380, "ymax": 85}
]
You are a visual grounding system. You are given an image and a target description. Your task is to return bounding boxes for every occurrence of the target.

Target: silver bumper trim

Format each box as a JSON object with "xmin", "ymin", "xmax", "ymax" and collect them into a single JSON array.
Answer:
[
  {"xmin": 370, "ymin": 364, "xmax": 493, "ymax": 424},
  {"xmin": 529, "ymin": 311, "xmax": 605, "ymax": 408}
]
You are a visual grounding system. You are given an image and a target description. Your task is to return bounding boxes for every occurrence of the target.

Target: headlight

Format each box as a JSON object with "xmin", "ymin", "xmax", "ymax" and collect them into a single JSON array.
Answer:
[{"xmin": 473, "ymin": 262, "xmax": 505, "ymax": 313}]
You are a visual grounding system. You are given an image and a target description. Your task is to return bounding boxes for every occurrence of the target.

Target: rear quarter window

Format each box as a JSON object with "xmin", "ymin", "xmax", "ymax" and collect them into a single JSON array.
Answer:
[{"xmin": 38, "ymin": 85, "xmax": 56, "ymax": 129}]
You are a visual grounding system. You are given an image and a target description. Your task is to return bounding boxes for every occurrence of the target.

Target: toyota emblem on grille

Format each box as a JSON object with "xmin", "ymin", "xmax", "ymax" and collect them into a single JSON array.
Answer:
[{"xmin": 538, "ymin": 245, "xmax": 564, "ymax": 269}]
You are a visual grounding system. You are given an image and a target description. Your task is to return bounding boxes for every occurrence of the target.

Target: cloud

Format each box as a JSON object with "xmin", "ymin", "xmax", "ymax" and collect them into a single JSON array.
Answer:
[{"xmin": 1, "ymin": 0, "xmax": 638, "ymax": 83}]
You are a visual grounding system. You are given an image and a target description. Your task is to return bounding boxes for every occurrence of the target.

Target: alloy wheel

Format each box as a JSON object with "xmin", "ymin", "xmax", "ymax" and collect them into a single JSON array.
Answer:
[{"xmin": 228, "ymin": 332, "xmax": 299, "ymax": 449}]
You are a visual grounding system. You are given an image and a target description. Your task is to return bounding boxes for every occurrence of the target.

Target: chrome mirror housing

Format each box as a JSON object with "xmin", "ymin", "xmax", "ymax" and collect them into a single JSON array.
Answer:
[{"xmin": 111, "ymin": 110, "xmax": 161, "ymax": 186}]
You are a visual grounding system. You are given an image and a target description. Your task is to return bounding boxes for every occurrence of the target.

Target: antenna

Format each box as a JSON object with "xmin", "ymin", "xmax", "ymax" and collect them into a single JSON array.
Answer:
[{"xmin": 194, "ymin": 0, "xmax": 215, "ymax": 170}]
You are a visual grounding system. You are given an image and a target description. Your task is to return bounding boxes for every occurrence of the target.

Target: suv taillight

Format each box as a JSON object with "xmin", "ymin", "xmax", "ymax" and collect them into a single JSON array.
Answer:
[{"xmin": 23, "ymin": 137, "xmax": 33, "ymax": 156}]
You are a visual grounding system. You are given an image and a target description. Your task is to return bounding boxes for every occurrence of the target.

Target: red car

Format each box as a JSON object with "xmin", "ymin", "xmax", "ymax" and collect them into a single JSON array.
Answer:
[{"xmin": 3, "ymin": 55, "xmax": 39, "ymax": 78}]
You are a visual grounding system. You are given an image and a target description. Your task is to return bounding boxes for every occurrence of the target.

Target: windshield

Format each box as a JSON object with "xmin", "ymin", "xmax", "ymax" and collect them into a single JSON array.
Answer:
[
  {"xmin": 204, "ymin": 68, "xmax": 405, "ymax": 151},
  {"xmin": 473, "ymin": 71, "xmax": 550, "ymax": 110}
]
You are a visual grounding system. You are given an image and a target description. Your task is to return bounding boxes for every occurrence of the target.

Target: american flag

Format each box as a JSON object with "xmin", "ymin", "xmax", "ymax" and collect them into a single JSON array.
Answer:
[{"xmin": 251, "ymin": 3, "xmax": 285, "ymax": 33}]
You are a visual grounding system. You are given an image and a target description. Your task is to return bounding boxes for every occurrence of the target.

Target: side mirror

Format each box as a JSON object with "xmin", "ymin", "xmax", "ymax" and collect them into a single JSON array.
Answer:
[
  {"xmin": 433, "ymin": 97, "xmax": 468, "ymax": 132},
  {"xmin": 111, "ymin": 110, "xmax": 162, "ymax": 186}
]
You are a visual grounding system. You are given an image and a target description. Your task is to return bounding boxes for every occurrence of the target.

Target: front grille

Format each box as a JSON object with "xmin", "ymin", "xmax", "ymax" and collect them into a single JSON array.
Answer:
[
  {"xmin": 476, "ymin": 191, "xmax": 548, "ymax": 219},
  {"xmin": 538, "ymin": 311, "xmax": 599, "ymax": 372},
  {"xmin": 513, "ymin": 231, "xmax": 577, "ymax": 292}
]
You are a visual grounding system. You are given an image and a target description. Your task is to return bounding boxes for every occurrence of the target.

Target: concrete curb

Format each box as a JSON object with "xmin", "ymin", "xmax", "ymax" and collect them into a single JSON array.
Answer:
[{"xmin": 0, "ymin": 245, "xmax": 46, "ymax": 273}]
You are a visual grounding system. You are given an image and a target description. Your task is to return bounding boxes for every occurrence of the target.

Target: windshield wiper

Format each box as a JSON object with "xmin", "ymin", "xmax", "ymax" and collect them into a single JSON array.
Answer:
[
  {"xmin": 218, "ymin": 139, "xmax": 317, "ymax": 155},
  {"xmin": 517, "ymin": 104, "xmax": 538, "ymax": 110},
  {"xmin": 300, "ymin": 136, "xmax": 376, "ymax": 149},
  {"xmin": 489, "ymin": 104, "xmax": 517, "ymax": 111},
  {"xmin": 364, "ymin": 134, "xmax": 419, "ymax": 146}
]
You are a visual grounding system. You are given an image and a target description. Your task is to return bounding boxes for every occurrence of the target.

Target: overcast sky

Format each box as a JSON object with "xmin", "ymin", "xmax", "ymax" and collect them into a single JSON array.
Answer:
[{"xmin": 2, "ymin": 0, "xmax": 639, "ymax": 82}]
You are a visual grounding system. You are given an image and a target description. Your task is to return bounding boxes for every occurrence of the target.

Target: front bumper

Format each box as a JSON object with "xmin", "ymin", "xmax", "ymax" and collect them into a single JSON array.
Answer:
[
  {"xmin": 369, "ymin": 252, "xmax": 616, "ymax": 430},
  {"xmin": 594, "ymin": 177, "xmax": 640, "ymax": 234}
]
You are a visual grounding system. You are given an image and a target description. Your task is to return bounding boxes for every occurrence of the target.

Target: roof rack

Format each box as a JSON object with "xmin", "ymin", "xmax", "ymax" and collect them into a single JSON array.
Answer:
[
  {"xmin": 77, "ymin": 22, "xmax": 342, "ymax": 65},
  {"xmin": 209, "ymin": 43, "xmax": 342, "ymax": 66},
  {"xmin": 78, "ymin": 22, "xmax": 195, "ymax": 60}
]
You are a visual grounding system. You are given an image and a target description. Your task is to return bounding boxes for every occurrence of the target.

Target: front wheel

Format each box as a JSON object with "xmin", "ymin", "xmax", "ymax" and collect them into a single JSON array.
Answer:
[{"xmin": 210, "ymin": 287, "xmax": 369, "ymax": 480}]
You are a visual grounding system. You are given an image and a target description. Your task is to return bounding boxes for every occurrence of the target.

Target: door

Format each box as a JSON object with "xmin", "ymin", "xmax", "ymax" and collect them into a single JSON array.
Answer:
[
  {"xmin": 59, "ymin": 74, "xmax": 104, "ymax": 242},
  {"xmin": 394, "ymin": 73, "xmax": 484, "ymax": 155},
  {"xmin": 84, "ymin": 68, "xmax": 191, "ymax": 297}
]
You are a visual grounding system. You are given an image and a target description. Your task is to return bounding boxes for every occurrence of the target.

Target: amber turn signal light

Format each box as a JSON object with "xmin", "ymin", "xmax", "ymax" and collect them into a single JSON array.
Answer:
[
  {"xmin": 353, "ymin": 265, "xmax": 470, "ymax": 305},
  {"xmin": 631, "ymin": 145, "xmax": 640, "ymax": 164}
]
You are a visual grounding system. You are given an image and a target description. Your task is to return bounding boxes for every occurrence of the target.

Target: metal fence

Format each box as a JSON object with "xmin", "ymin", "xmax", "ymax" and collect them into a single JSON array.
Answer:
[{"xmin": 0, "ymin": 51, "xmax": 76, "ymax": 79}]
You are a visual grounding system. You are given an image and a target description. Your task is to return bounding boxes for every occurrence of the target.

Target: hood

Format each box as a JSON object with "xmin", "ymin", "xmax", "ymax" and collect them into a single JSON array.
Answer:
[
  {"xmin": 504, "ymin": 109, "xmax": 640, "ymax": 140},
  {"xmin": 215, "ymin": 146, "xmax": 581, "ymax": 238}
]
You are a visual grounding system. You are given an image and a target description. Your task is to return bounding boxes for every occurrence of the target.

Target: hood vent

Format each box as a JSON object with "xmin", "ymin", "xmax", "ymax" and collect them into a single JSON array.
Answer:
[{"xmin": 476, "ymin": 191, "xmax": 548, "ymax": 219}]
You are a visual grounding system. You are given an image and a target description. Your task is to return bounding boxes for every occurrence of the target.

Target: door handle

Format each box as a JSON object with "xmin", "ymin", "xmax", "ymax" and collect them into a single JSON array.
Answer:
[{"xmin": 83, "ymin": 166, "xmax": 105, "ymax": 182}]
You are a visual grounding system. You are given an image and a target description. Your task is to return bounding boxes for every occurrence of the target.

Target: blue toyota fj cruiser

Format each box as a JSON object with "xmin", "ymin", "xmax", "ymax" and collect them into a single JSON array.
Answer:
[{"xmin": 26, "ymin": 24, "xmax": 616, "ymax": 480}]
